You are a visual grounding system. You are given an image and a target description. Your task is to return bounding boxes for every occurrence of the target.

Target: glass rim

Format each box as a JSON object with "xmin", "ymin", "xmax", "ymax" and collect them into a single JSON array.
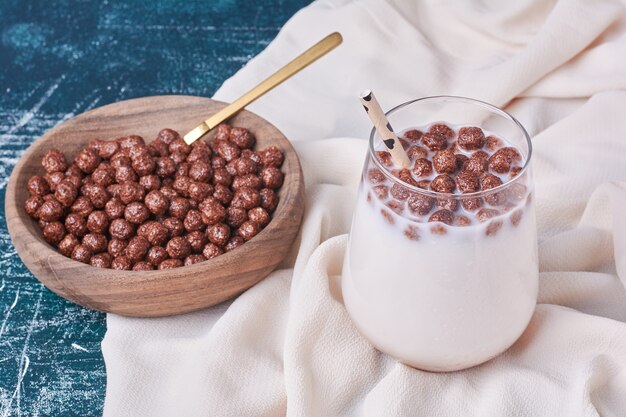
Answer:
[{"xmin": 368, "ymin": 95, "xmax": 533, "ymax": 198}]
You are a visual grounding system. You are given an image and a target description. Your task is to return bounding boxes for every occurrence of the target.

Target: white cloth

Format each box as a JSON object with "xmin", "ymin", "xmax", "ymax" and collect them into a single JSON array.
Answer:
[{"xmin": 102, "ymin": 0, "xmax": 626, "ymax": 415}]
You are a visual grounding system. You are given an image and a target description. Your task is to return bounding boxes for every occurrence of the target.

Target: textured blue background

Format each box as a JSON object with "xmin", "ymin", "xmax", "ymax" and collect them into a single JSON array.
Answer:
[{"xmin": 0, "ymin": 0, "xmax": 311, "ymax": 414}]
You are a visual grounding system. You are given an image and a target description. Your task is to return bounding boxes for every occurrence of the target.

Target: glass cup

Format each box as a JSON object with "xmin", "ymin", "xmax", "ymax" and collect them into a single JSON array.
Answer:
[{"xmin": 342, "ymin": 96, "xmax": 538, "ymax": 372}]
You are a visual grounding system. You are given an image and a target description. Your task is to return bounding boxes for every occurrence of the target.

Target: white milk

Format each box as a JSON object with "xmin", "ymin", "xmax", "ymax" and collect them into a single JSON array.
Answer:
[{"xmin": 342, "ymin": 172, "xmax": 538, "ymax": 372}]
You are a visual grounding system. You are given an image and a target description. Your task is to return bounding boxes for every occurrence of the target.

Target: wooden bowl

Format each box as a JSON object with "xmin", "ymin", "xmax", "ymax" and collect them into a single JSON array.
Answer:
[{"xmin": 5, "ymin": 95, "xmax": 304, "ymax": 317}]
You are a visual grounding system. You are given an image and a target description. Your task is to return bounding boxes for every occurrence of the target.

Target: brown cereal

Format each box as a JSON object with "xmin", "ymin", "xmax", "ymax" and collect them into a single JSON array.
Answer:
[
  {"xmin": 457, "ymin": 127, "xmax": 485, "ymax": 150},
  {"xmin": 158, "ymin": 259, "xmax": 183, "ymax": 270},
  {"xmin": 42, "ymin": 221, "xmax": 65, "ymax": 244},
  {"xmin": 109, "ymin": 218, "xmax": 134, "ymax": 240},
  {"xmin": 166, "ymin": 236, "xmax": 192, "ymax": 259},
  {"xmin": 224, "ymin": 235, "xmax": 245, "ymax": 252},
  {"xmin": 146, "ymin": 246, "xmax": 168, "ymax": 266},
  {"xmin": 144, "ymin": 190, "xmax": 169, "ymax": 215},
  {"xmin": 124, "ymin": 202, "xmax": 150, "ymax": 224},
  {"xmin": 65, "ymin": 213, "xmax": 88, "ymax": 237},
  {"xmin": 432, "ymin": 150, "xmax": 457, "ymax": 174},
  {"xmin": 421, "ymin": 133, "xmax": 448, "ymax": 151},
  {"xmin": 430, "ymin": 175, "xmax": 456, "ymax": 193},
  {"xmin": 104, "ymin": 198, "xmax": 125, "ymax": 220},
  {"xmin": 183, "ymin": 209, "xmax": 204, "ymax": 232},
  {"xmin": 24, "ymin": 195, "xmax": 44, "ymax": 218},
  {"xmin": 71, "ymin": 244, "xmax": 93, "ymax": 264},
  {"xmin": 139, "ymin": 174, "xmax": 161, "ymax": 191},
  {"xmin": 125, "ymin": 236, "xmax": 150, "ymax": 262},
  {"xmin": 58, "ymin": 234, "xmax": 80, "ymax": 257},
  {"xmin": 258, "ymin": 146, "xmax": 283, "ymax": 167},
  {"xmin": 111, "ymin": 255, "xmax": 132, "ymax": 270},
  {"xmin": 37, "ymin": 198, "xmax": 64, "ymax": 222},
  {"xmin": 133, "ymin": 261, "xmax": 154, "ymax": 271},
  {"xmin": 87, "ymin": 210, "xmax": 109, "ymax": 234},
  {"xmin": 91, "ymin": 253, "xmax": 112, "ymax": 268},
  {"xmin": 42, "ymin": 149, "xmax": 68, "ymax": 173},
  {"xmin": 202, "ymin": 243, "xmax": 224, "ymax": 259},
  {"xmin": 82, "ymin": 233, "xmax": 108, "ymax": 253},
  {"xmin": 162, "ymin": 217, "xmax": 184, "ymax": 237},
  {"xmin": 27, "ymin": 176, "xmax": 50, "ymax": 196},
  {"xmin": 428, "ymin": 124, "xmax": 455, "ymax": 140},
  {"xmin": 107, "ymin": 239, "xmax": 128, "ymax": 258}
]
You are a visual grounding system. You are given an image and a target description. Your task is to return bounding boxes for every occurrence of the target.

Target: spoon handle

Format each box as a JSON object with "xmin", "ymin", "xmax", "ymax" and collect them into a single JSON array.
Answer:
[{"xmin": 184, "ymin": 32, "xmax": 343, "ymax": 144}]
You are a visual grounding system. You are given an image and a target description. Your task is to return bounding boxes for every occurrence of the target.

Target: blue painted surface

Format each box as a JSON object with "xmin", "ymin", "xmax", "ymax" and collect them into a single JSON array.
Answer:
[{"xmin": 0, "ymin": 0, "xmax": 312, "ymax": 414}]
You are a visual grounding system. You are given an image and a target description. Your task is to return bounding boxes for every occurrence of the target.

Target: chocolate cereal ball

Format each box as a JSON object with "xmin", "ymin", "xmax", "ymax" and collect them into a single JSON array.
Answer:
[
  {"xmin": 234, "ymin": 157, "xmax": 258, "ymax": 176},
  {"xmin": 71, "ymin": 244, "xmax": 93, "ymax": 264},
  {"xmin": 232, "ymin": 188, "xmax": 261, "ymax": 210},
  {"xmin": 172, "ymin": 176, "xmax": 192, "ymax": 197},
  {"xmin": 428, "ymin": 209, "xmax": 454, "ymax": 225},
  {"xmin": 104, "ymin": 198, "xmax": 125, "ymax": 220},
  {"xmin": 167, "ymin": 197, "xmax": 189, "ymax": 219},
  {"xmin": 184, "ymin": 254, "xmax": 206, "ymax": 266},
  {"xmin": 111, "ymin": 255, "xmax": 132, "ymax": 270},
  {"xmin": 126, "ymin": 236, "xmax": 150, "ymax": 262},
  {"xmin": 45, "ymin": 171, "xmax": 65, "ymax": 192},
  {"xmin": 206, "ymin": 223, "xmax": 230, "ymax": 247},
  {"xmin": 115, "ymin": 165, "xmax": 138, "ymax": 183},
  {"xmin": 259, "ymin": 188, "xmax": 278, "ymax": 213},
  {"xmin": 42, "ymin": 221, "xmax": 66, "ymax": 244},
  {"xmin": 183, "ymin": 210, "xmax": 204, "ymax": 232},
  {"xmin": 107, "ymin": 239, "xmax": 128, "ymax": 257},
  {"xmin": 166, "ymin": 236, "xmax": 192, "ymax": 259},
  {"xmin": 211, "ymin": 168, "xmax": 232, "ymax": 187},
  {"xmin": 248, "ymin": 207, "xmax": 270, "ymax": 226},
  {"xmin": 432, "ymin": 150, "xmax": 457, "ymax": 174},
  {"xmin": 260, "ymin": 167, "xmax": 283, "ymax": 189},
  {"xmin": 124, "ymin": 202, "xmax": 150, "ymax": 225},
  {"xmin": 155, "ymin": 157, "xmax": 176, "ymax": 178},
  {"xmin": 139, "ymin": 175, "xmax": 161, "ymax": 191},
  {"xmin": 202, "ymin": 243, "xmax": 224, "ymax": 259},
  {"xmin": 237, "ymin": 221, "xmax": 261, "ymax": 241},
  {"xmin": 226, "ymin": 207, "xmax": 247, "ymax": 228},
  {"xmin": 421, "ymin": 133, "xmax": 448, "ymax": 151},
  {"xmin": 144, "ymin": 222, "xmax": 169, "ymax": 246},
  {"xmin": 259, "ymin": 146, "xmax": 283, "ymax": 167},
  {"xmin": 27, "ymin": 176, "xmax": 50, "ymax": 196},
  {"xmin": 212, "ymin": 184, "xmax": 233, "ymax": 205},
  {"xmin": 457, "ymin": 127, "xmax": 485, "ymax": 151},
  {"xmin": 132, "ymin": 154, "xmax": 155, "ymax": 176},
  {"xmin": 189, "ymin": 161, "xmax": 212, "ymax": 182},
  {"xmin": 146, "ymin": 246, "xmax": 168, "ymax": 266},
  {"xmin": 119, "ymin": 182, "xmax": 144, "ymax": 204},
  {"xmin": 84, "ymin": 184, "xmax": 110, "ymax": 208},
  {"xmin": 215, "ymin": 140, "xmax": 240, "ymax": 162},
  {"xmin": 189, "ymin": 182, "xmax": 213, "ymax": 202},
  {"xmin": 144, "ymin": 190, "xmax": 168, "ymax": 215},
  {"xmin": 65, "ymin": 213, "xmax": 88, "ymax": 237},
  {"xmin": 109, "ymin": 218, "xmax": 134, "ymax": 240},
  {"xmin": 58, "ymin": 234, "xmax": 80, "ymax": 257},
  {"xmin": 185, "ymin": 230, "xmax": 208, "ymax": 253},
  {"xmin": 110, "ymin": 153, "xmax": 132, "ymax": 168},
  {"xmin": 199, "ymin": 198, "xmax": 226, "ymax": 225},
  {"xmin": 224, "ymin": 236, "xmax": 245, "ymax": 252},
  {"xmin": 229, "ymin": 127, "xmax": 255, "ymax": 149},
  {"xmin": 133, "ymin": 261, "xmax": 154, "ymax": 271},
  {"xmin": 232, "ymin": 174, "xmax": 262, "ymax": 191},
  {"xmin": 87, "ymin": 210, "xmax": 109, "ymax": 234},
  {"xmin": 118, "ymin": 135, "xmax": 145, "ymax": 150},
  {"xmin": 24, "ymin": 195, "xmax": 44, "ymax": 218},
  {"xmin": 36, "ymin": 198, "xmax": 64, "ymax": 222},
  {"xmin": 75, "ymin": 149, "xmax": 101, "ymax": 174},
  {"xmin": 82, "ymin": 233, "xmax": 108, "ymax": 253},
  {"xmin": 412, "ymin": 159, "xmax": 432, "ymax": 178},
  {"xmin": 158, "ymin": 259, "xmax": 183, "ymax": 270},
  {"xmin": 42, "ymin": 149, "xmax": 68, "ymax": 173},
  {"xmin": 91, "ymin": 253, "xmax": 113, "ymax": 268},
  {"xmin": 158, "ymin": 128, "xmax": 179, "ymax": 145},
  {"xmin": 456, "ymin": 171, "xmax": 480, "ymax": 193},
  {"xmin": 162, "ymin": 217, "xmax": 184, "ymax": 237}
]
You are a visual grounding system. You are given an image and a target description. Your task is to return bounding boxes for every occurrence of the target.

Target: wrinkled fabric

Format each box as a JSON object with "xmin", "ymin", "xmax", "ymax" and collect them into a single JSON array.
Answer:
[{"xmin": 103, "ymin": 0, "xmax": 626, "ymax": 415}]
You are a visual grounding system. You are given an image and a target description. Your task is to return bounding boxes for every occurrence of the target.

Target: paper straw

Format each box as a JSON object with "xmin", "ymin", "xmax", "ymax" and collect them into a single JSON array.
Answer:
[{"xmin": 359, "ymin": 90, "xmax": 411, "ymax": 168}]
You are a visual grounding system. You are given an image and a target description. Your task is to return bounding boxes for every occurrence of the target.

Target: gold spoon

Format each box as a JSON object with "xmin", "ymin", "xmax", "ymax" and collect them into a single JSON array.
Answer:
[{"xmin": 183, "ymin": 32, "xmax": 343, "ymax": 145}]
